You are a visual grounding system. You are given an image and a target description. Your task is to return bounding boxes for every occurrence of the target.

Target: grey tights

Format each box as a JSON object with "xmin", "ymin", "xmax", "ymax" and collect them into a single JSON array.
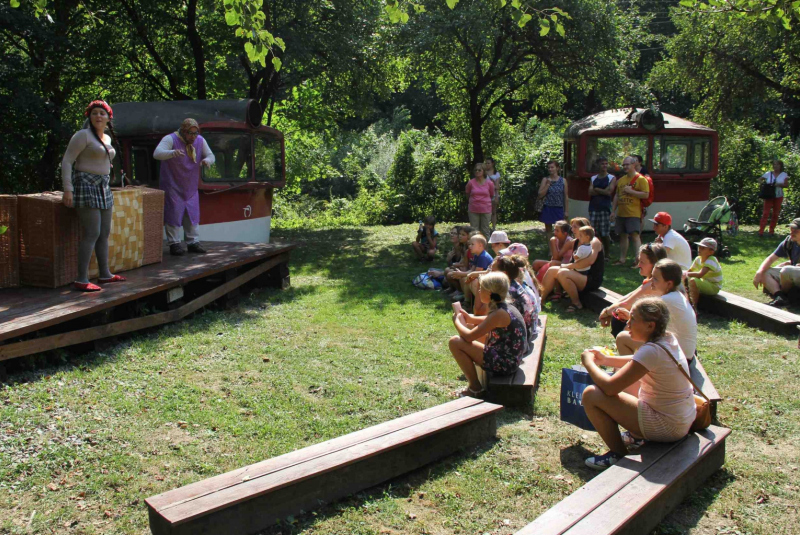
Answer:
[{"xmin": 76, "ymin": 207, "xmax": 113, "ymax": 283}]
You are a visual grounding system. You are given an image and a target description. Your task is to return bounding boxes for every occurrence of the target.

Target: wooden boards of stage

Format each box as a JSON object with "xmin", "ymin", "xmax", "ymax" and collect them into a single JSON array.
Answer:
[{"xmin": 0, "ymin": 242, "xmax": 295, "ymax": 361}]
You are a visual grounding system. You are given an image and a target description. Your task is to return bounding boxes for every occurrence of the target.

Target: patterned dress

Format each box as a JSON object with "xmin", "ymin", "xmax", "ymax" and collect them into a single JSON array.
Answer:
[
  {"xmin": 482, "ymin": 302, "xmax": 528, "ymax": 375},
  {"xmin": 509, "ymin": 280, "xmax": 537, "ymax": 353}
]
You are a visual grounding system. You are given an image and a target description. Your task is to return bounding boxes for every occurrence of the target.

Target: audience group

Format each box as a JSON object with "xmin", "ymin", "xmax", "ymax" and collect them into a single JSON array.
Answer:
[{"xmin": 412, "ymin": 154, "xmax": 794, "ymax": 472}]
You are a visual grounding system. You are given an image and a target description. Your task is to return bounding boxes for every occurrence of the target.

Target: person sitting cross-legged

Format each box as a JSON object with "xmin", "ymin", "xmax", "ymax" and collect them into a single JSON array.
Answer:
[
  {"xmin": 753, "ymin": 218, "xmax": 800, "ymax": 308},
  {"xmin": 580, "ymin": 297, "xmax": 696, "ymax": 470}
]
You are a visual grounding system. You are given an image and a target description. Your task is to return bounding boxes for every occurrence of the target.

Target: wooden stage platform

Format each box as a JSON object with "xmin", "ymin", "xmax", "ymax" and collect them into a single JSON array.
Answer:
[{"xmin": 0, "ymin": 242, "xmax": 295, "ymax": 363}]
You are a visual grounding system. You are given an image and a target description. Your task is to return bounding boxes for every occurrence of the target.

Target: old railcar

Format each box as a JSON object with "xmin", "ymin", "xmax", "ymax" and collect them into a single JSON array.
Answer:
[{"xmin": 563, "ymin": 108, "xmax": 718, "ymax": 230}]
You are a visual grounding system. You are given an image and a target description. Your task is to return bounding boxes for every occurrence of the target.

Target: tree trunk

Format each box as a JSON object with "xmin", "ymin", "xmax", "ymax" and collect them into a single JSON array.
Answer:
[
  {"xmin": 469, "ymin": 90, "xmax": 484, "ymax": 165},
  {"xmin": 186, "ymin": 0, "xmax": 206, "ymax": 99}
]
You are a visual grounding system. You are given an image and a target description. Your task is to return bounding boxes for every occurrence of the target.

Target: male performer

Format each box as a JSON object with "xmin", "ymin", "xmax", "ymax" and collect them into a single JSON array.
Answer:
[{"xmin": 153, "ymin": 118, "xmax": 215, "ymax": 255}]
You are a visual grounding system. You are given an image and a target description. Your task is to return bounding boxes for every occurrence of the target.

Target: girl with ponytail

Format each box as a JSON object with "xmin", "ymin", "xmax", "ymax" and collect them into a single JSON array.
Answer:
[
  {"xmin": 449, "ymin": 272, "xmax": 528, "ymax": 397},
  {"xmin": 61, "ymin": 100, "xmax": 126, "ymax": 291}
]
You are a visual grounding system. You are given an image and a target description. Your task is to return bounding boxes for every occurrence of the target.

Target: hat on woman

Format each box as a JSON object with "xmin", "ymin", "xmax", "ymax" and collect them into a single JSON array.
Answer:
[
  {"xmin": 498, "ymin": 243, "xmax": 529, "ymax": 258},
  {"xmin": 488, "ymin": 230, "xmax": 510, "ymax": 244}
]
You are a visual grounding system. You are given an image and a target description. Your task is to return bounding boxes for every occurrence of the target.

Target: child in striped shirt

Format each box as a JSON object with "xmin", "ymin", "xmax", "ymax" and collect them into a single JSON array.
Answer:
[{"xmin": 684, "ymin": 237, "xmax": 723, "ymax": 307}]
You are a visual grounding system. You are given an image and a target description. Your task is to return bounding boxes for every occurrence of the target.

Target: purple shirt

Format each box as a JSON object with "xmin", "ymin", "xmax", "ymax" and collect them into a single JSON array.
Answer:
[
  {"xmin": 466, "ymin": 179, "xmax": 495, "ymax": 214},
  {"xmin": 160, "ymin": 133, "xmax": 204, "ymax": 227}
]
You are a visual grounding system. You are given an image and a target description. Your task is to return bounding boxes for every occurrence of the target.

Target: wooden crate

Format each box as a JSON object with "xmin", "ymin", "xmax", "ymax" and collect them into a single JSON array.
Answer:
[
  {"xmin": 18, "ymin": 193, "xmax": 80, "ymax": 288},
  {"xmin": 0, "ymin": 195, "xmax": 19, "ymax": 289}
]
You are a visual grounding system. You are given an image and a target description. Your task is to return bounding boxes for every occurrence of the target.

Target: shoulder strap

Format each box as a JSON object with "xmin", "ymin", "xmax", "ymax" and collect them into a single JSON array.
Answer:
[{"xmin": 649, "ymin": 342, "xmax": 709, "ymax": 401}]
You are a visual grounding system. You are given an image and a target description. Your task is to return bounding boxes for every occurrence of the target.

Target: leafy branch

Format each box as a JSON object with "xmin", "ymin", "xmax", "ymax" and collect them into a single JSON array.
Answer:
[{"xmin": 677, "ymin": 0, "xmax": 800, "ymax": 31}]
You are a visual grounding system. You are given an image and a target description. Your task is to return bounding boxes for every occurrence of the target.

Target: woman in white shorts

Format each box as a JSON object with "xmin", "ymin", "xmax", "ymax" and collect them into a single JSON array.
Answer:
[{"xmin": 579, "ymin": 297, "xmax": 695, "ymax": 470}]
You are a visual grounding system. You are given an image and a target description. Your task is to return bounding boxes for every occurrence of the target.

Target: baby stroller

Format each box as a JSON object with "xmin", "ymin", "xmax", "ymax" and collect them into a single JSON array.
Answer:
[{"xmin": 683, "ymin": 196, "xmax": 738, "ymax": 259}]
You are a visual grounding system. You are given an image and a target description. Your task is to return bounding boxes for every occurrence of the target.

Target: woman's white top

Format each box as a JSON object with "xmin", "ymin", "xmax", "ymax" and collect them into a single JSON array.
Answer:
[
  {"xmin": 661, "ymin": 291, "xmax": 697, "ymax": 359},
  {"xmin": 761, "ymin": 171, "xmax": 788, "ymax": 198},
  {"xmin": 153, "ymin": 135, "xmax": 215, "ymax": 164},
  {"xmin": 61, "ymin": 129, "xmax": 116, "ymax": 192},
  {"xmin": 632, "ymin": 334, "xmax": 695, "ymax": 427}
]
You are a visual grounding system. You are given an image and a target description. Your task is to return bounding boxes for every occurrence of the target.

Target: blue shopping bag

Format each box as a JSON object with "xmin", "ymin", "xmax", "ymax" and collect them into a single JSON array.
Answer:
[{"xmin": 560, "ymin": 368, "xmax": 596, "ymax": 431}]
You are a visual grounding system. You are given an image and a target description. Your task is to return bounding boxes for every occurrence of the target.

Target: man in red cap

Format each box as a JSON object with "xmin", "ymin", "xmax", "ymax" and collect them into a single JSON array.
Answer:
[{"xmin": 650, "ymin": 211, "xmax": 692, "ymax": 269}]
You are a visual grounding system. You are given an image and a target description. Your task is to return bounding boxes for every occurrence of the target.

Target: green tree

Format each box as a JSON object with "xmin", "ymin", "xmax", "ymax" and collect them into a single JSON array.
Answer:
[
  {"xmin": 397, "ymin": 0, "xmax": 643, "ymax": 165},
  {"xmin": 650, "ymin": 8, "xmax": 800, "ymax": 139}
]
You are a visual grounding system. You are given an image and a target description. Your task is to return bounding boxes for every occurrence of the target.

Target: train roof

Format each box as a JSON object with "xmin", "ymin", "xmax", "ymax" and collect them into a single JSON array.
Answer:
[
  {"xmin": 112, "ymin": 99, "xmax": 264, "ymax": 138},
  {"xmin": 564, "ymin": 108, "xmax": 715, "ymax": 139}
]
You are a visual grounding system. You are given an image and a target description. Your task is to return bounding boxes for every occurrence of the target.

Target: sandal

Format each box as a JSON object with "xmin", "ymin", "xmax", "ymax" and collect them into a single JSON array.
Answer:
[
  {"xmin": 73, "ymin": 281, "xmax": 102, "ymax": 292},
  {"xmin": 458, "ymin": 386, "xmax": 486, "ymax": 399},
  {"xmin": 98, "ymin": 274, "xmax": 127, "ymax": 284},
  {"xmin": 612, "ymin": 260, "xmax": 626, "ymax": 266},
  {"xmin": 549, "ymin": 293, "xmax": 563, "ymax": 302},
  {"xmin": 565, "ymin": 304, "xmax": 583, "ymax": 313}
]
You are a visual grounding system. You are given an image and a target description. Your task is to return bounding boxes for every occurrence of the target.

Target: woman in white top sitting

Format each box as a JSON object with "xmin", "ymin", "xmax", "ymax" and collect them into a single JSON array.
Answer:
[
  {"xmin": 61, "ymin": 100, "xmax": 126, "ymax": 292},
  {"xmin": 613, "ymin": 259, "xmax": 697, "ymax": 361},
  {"xmin": 581, "ymin": 297, "xmax": 696, "ymax": 470}
]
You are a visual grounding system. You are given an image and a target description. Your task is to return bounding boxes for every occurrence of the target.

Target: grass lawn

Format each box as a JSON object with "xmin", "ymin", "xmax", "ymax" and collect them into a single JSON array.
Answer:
[{"xmin": 1, "ymin": 221, "xmax": 798, "ymax": 535}]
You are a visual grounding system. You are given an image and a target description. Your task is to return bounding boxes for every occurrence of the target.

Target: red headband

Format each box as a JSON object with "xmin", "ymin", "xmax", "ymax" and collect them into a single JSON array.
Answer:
[{"xmin": 85, "ymin": 100, "xmax": 113, "ymax": 119}]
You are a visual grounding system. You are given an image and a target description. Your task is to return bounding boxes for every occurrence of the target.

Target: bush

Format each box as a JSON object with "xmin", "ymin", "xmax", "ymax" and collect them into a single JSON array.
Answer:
[{"xmin": 714, "ymin": 124, "xmax": 800, "ymax": 224}]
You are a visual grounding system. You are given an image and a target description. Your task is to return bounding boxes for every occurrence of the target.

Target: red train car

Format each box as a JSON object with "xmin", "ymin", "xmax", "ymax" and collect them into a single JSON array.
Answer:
[
  {"xmin": 563, "ymin": 108, "xmax": 718, "ymax": 230},
  {"xmin": 113, "ymin": 99, "xmax": 285, "ymax": 243}
]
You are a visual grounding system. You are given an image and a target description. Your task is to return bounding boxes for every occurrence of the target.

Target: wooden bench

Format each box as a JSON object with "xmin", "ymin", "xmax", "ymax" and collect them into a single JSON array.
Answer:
[
  {"xmin": 698, "ymin": 290, "xmax": 800, "ymax": 337},
  {"xmin": 475, "ymin": 315, "xmax": 547, "ymax": 409},
  {"xmin": 516, "ymin": 425, "xmax": 731, "ymax": 535},
  {"xmin": 146, "ymin": 398, "xmax": 502, "ymax": 535}
]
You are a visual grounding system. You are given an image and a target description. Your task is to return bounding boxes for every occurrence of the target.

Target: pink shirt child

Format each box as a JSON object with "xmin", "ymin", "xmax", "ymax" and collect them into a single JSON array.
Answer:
[{"xmin": 466, "ymin": 179, "xmax": 495, "ymax": 214}]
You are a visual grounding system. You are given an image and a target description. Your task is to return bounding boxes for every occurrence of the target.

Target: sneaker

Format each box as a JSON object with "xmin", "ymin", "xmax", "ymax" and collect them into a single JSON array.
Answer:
[
  {"xmin": 187, "ymin": 242, "xmax": 207, "ymax": 254},
  {"xmin": 769, "ymin": 294, "xmax": 790, "ymax": 308},
  {"xmin": 585, "ymin": 451, "xmax": 622, "ymax": 471},
  {"xmin": 621, "ymin": 431, "xmax": 645, "ymax": 448},
  {"xmin": 169, "ymin": 243, "xmax": 185, "ymax": 256}
]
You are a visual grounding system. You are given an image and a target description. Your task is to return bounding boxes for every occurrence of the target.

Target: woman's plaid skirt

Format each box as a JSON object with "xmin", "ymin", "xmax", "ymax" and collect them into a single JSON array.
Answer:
[{"xmin": 73, "ymin": 171, "xmax": 113, "ymax": 209}]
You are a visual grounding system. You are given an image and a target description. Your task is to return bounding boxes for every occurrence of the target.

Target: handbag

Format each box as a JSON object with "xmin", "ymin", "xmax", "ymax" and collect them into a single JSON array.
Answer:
[
  {"xmin": 758, "ymin": 172, "xmax": 776, "ymax": 200},
  {"xmin": 652, "ymin": 342, "xmax": 712, "ymax": 432},
  {"xmin": 559, "ymin": 368, "xmax": 596, "ymax": 431}
]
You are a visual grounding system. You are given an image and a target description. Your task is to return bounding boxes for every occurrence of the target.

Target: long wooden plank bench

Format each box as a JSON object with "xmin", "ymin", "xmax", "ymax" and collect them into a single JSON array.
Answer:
[
  {"xmin": 698, "ymin": 290, "xmax": 800, "ymax": 337},
  {"xmin": 475, "ymin": 315, "xmax": 547, "ymax": 409},
  {"xmin": 146, "ymin": 398, "xmax": 503, "ymax": 535},
  {"xmin": 584, "ymin": 287, "xmax": 722, "ymax": 414},
  {"xmin": 516, "ymin": 425, "xmax": 731, "ymax": 535}
]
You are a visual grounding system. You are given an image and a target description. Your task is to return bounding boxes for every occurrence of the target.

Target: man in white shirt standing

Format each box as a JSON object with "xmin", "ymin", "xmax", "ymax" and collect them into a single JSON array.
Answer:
[{"xmin": 651, "ymin": 212, "xmax": 692, "ymax": 270}]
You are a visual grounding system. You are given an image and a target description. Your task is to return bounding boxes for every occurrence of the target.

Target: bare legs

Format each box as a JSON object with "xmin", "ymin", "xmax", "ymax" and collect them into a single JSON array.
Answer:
[
  {"xmin": 582, "ymin": 385, "xmax": 643, "ymax": 456},
  {"xmin": 556, "ymin": 269, "xmax": 588, "ymax": 308},
  {"xmin": 618, "ymin": 232, "xmax": 641, "ymax": 264},
  {"xmin": 449, "ymin": 336, "xmax": 485, "ymax": 392}
]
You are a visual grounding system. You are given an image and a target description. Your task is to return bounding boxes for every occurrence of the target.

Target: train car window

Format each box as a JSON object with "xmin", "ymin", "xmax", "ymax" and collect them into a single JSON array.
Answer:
[
  {"xmin": 584, "ymin": 136, "xmax": 648, "ymax": 173},
  {"xmin": 566, "ymin": 142, "xmax": 577, "ymax": 172},
  {"xmin": 655, "ymin": 136, "xmax": 711, "ymax": 173},
  {"xmin": 254, "ymin": 135, "xmax": 284, "ymax": 183},
  {"xmin": 203, "ymin": 133, "xmax": 252, "ymax": 182},
  {"xmin": 130, "ymin": 146, "xmax": 159, "ymax": 187}
]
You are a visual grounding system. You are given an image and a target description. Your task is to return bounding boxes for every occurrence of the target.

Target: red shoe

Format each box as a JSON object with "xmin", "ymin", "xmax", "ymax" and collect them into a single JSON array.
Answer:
[
  {"xmin": 74, "ymin": 281, "xmax": 102, "ymax": 292},
  {"xmin": 98, "ymin": 275, "xmax": 127, "ymax": 284}
]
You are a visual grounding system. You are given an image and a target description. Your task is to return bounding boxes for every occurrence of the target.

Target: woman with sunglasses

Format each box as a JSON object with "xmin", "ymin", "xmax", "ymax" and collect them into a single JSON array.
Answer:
[{"xmin": 153, "ymin": 118, "xmax": 215, "ymax": 256}]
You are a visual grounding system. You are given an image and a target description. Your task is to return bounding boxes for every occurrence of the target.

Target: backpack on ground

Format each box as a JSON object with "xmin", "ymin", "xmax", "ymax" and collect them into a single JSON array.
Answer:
[{"xmin": 412, "ymin": 273, "xmax": 442, "ymax": 290}]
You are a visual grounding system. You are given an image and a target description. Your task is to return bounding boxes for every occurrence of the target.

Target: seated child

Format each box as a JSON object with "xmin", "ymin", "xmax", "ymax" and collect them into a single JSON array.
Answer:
[
  {"xmin": 449, "ymin": 272, "xmax": 528, "ymax": 398},
  {"xmin": 444, "ymin": 226, "xmax": 475, "ymax": 292},
  {"xmin": 684, "ymin": 237, "xmax": 723, "ymax": 306},
  {"xmin": 412, "ymin": 215, "xmax": 438, "ymax": 261},
  {"xmin": 450, "ymin": 234, "xmax": 493, "ymax": 304},
  {"xmin": 571, "ymin": 226, "xmax": 595, "ymax": 273},
  {"xmin": 533, "ymin": 220, "xmax": 574, "ymax": 282},
  {"xmin": 488, "ymin": 230, "xmax": 511, "ymax": 256}
]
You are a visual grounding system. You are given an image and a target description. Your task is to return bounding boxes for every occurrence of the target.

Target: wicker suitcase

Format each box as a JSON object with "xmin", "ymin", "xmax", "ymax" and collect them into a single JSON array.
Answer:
[
  {"xmin": 0, "ymin": 195, "xmax": 19, "ymax": 288},
  {"xmin": 18, "ymin": 193, "xmax": 80, "ymax": 288},
  {"xmin": 140, "ymin": 187, "xmax": 164, "ymax": 266}
]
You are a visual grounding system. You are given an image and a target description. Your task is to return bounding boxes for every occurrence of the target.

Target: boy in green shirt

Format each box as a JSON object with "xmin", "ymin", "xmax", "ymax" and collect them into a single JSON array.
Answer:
[{"xmin": 684, "ymin": 237, "xmax": 723, "ymax": 307}]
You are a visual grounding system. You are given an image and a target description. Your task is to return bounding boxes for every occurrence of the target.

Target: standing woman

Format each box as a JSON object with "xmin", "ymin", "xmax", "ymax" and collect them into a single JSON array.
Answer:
[
  {"xmin": 758, "ymin": 160, "xmax": 789, "ymax": 238},
  {"xmin": 465, "ymin": 162, "xmax": 495, "ymax": 239},
  {"xmin": 485, "ymin": 158, "xmax": 501, "ymax": 232},
  {"xmin": 61, "ymin": 100, "xmax": 126, "ymax": 291},
  {"xmin": 538, "ymin": 160, "xmax": 569, "ymax": 234}
]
